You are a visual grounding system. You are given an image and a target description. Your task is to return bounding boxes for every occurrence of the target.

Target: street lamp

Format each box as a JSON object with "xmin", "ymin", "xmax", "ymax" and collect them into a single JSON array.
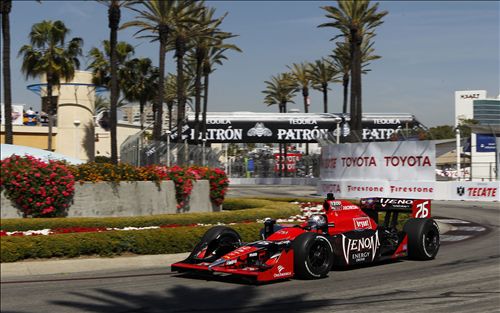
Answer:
[
  {"xmin": 166, "ymin": 130, "xmax": 171, "ymax": 167},
  {"xmin": 455, "ymin": 127, "xmax": 461, "ymax": 181}
]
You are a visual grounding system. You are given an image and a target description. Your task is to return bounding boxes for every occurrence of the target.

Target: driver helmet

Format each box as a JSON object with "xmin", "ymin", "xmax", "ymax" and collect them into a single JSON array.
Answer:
[{"xmin": 308, "ymin": 214, "xmax": 327, "ymax": 230}]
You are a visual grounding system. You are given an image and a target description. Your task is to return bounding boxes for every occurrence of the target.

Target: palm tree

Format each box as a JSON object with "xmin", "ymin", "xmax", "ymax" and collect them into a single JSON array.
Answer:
[
  {"xmin": 189, "ymin": 6, "xmax": 227, "ymax": 144},
  {"xmin": 309, "ymin": 58, "xmax": 341, "ymax": 114},
  {"xmin": 331, "ymin": 42, "xmax": 350, "ymax": 114},
  {"xmin": 170, "ymin": 2, "xmax": 208, "ymax": 147},
  {"xmin": 120, "ymin": 57, "xmax": 158, "ymax": 130},
  {"xmin": 18, "ymin": 20, "xmax": 83, "ymax": 151},
  {"xmin": 262, "ymin": 73, "xmax": 298, "ymax": 113},
  {"xmin": 262, "ymin": 73, "xmax": 298, "ymax": 177},
  {"xmin": 288, "ymin": 62, "xmax": 313, "ymax": 114},
  {"xmin": 200, "ymin": 40, "xmax": 241, "ymax": 141},
  {"xmin": 122, "ymin": 0, "xmax": 199, "ymax": 144},
  {"xmin": 319, "ymin": 0, "xmax": 387, "ymax": 142},
  {"xmin": 331, "ymin": 37, "xmax": 381, "ymax": 115},
  {"xmin": 1, "ymin": 0, "xmax": 13, "ymax": 144},
  {"xmin": 87, "ymin": 41, "xmax": 135, "ymax": 87},
  {"xmin": 94, "ymin": 0, "xmax": 127, "ymax": 163}
]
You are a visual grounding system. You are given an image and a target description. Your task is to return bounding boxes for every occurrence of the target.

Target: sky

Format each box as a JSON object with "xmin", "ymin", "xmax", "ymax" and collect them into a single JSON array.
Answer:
[{"xmin": 3, "ymin": 0, "xmax": 499, "ymax": 127}]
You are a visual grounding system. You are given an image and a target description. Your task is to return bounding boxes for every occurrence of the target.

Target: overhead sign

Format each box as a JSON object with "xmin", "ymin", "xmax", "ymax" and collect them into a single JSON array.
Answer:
[{"xmin": 168, "ymin": 112, "xmax": 422, "ymax": 144}]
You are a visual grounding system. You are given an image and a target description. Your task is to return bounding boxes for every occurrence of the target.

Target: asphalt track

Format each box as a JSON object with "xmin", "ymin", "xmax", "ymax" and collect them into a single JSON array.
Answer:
[{"xmin": 1, "ymin": 186, "xmax": 499, "ymax": 313}]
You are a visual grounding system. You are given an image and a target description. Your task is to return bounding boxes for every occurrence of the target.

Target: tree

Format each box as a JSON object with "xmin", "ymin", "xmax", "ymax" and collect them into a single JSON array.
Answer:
[
  {"xmin": 308, "ymin": 58, "xmax": 340, "ymax": 113},
  {"xmin": 188, "ymin": 6, "xmax": 230, "ymax": 145},
  {"xmin": 288, "ymin": 62, "xmax": 313, "ymax": 114},
  {"xmin": 331, "ymin": 41, "xmax": 350, "ymax": 114},
  {"xmin": 169, "ymin": 2, "xmax": 207, "ymax": 147},
  {"xmin": 120, "ymin": 57, "xmax": 159, "ymax": 130},
  {"xmin": 123, "ymin": 0, "xmax": 199, "ymax": 144},
  {"xmin": 200, "ymin": 36, "xmax": 241, "ymax": 146},
  {"xmin": 87, "ymin": 41, "xmax": 135, "ymax": 88},
  {"xmin": 1, "ymin": 0, "xmax": 13, "ymax": 144},
  {"xmin": 331, "ymin": 37, "xmax": 381, "ymax": 115},
  {"xmin": 18, "ymin": 20, "xmax": 83, "ymax": 151},
  {"xmin": 319, "ymin": 0, "xmax": 387, "ymax": 142},
  {"xmin": 95, "ymin": 0, "xmax": 134, "ymax": 164},
  {"xmin": 262, "ymin": 73, "xmax": 298, "ymax": 177},
  {"xmin": 263, "ymin": 73, "xmax": 298, "ymax": 114}
]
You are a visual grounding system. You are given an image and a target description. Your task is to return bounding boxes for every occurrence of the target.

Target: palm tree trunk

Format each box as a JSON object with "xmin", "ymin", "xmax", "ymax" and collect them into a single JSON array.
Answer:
[
  {"xmin": 349, "ymin": 30, "xmax": 362, "ymax": 143},
  {"xmin": 175, "ymin": 37, "xmax": 187, "ymax": 164},
  {"xmin": 1, "ymin": 0, "xmax": 13, "ymax": 144},
  {"xmin": 342, "ymin": 73, "xmax": 349, "ymax": 114},
  {"xmin": 193, "ymin": 48, "xmax": 204, "ymax": 145},
  {"xmin": 201, "ymin": 70, "xmax": 210, "ymax": 142},
  {"xmin": 303, "ymin": 87, "xmax": 310, "ymax": 155},
  {"xmin": 108, "ymin": 1, "xmax": 120, "ymax": 164},
  {"xmin": 322, "ymin": 83, "xmax": 328, "ymax": 114},
  {"xmin": 167, "ymin": 101, "xmax": 173, "ymax": 131},
  {"xmin": 139, "ymin": 98, "xmax": 145, "ymax": 130},
  {"xmin": 46, "ymin": 73, "xmax": 54, "ymax": 151},
  {"xmin": 155, "ymin": 25, "xmax": 168, "ymax": 142}
]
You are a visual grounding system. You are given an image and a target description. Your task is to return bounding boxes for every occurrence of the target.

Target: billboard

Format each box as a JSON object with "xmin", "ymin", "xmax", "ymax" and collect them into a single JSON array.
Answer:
[
  {"xmin": 476, "ymin": 134, "xmax": 496, "ymax": 152},
  {"xmin": 318, "ymin": 141, "xmax": 436, "ymax": 198},
  {"xmin": 1, "ymin": 104, "xmax": 24, "ymax": 125},
  {"xmin": 169, "ymin": 112, "xmax": 423, "ymax": 144}
]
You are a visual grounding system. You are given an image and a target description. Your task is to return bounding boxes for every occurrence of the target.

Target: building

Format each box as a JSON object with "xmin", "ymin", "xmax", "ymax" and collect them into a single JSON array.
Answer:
[
  {"xmin": 1, "ymin": 71, "xmax": 142, "ymax": 162},
  {"xmin": 454, "ymin": 90, "xmax": 499, "ymax": 181}
]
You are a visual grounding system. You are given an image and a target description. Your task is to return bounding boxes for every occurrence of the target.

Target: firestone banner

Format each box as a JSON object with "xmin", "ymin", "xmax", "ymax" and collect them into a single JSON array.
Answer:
[{"xmin": 318, "ymin": 141, "xmax": 436, "ymax": 198}]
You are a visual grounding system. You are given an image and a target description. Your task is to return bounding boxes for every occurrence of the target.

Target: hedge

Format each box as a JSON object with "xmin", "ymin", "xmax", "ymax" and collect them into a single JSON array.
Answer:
[
  {"xmin": 0, "ymin": 200, "xmax": 299, "ymax": 232},
  {"xmin": 1, "ymin": 223, "xmax": 264, "ymax": 263}
]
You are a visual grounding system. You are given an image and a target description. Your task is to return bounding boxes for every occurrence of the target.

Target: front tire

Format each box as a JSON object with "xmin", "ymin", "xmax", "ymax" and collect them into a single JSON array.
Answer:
[
  {"xmin": 293, "ymin": 233, "xmax": 334, "ymax": 279},
  {"xmin": 188, "ymin": 226, "xmax": 241, "ymax": 263},
  {"xmin": 404, "ymin": 218, "xmax": 440, "ymax": 260}
]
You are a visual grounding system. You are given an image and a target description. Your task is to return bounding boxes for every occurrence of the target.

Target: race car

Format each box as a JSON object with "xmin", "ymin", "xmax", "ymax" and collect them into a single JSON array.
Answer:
[{"xmin": 171, "ymin": 195, "xmax": 440, "ymax": 282}]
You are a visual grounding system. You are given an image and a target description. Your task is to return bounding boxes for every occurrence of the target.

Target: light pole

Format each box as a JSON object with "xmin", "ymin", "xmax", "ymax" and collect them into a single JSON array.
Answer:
[
  {"xmin": 456, "ymin": 127, "xmax": 461, "ymax": 181},
  {"xmin": 166, "ymin": 130, "xmax": 171, "ymax": 167}
]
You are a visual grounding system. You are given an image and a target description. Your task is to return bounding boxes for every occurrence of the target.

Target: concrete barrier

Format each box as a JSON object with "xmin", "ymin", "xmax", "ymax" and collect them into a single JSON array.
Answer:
[
  {"xmin": 229, "ymin": 177, "xmax": 318, "ymax": 186},
  {"xmin": 1, "ymin": 180, "xmax": 213, "ymax": 218}
]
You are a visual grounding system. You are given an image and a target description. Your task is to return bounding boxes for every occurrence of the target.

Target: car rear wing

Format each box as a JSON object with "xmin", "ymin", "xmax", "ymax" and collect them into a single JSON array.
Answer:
[{"xmin": 360, "ymin": 198, "xmax": 432, "ymax": 219}]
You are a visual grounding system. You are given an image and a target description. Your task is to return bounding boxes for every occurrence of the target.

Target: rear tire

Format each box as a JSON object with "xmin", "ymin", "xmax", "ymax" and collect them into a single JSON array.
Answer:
[
  {"xmin": 404, "ymin": 218, "xmax": 440, "ymax": 260},
  {"xmin": 293, "ymin": 233, "xmax": 334, "ymax": 279},
  {"xmin": 188, "ymin": 226, "xmax": 241, "ymax": 263}
]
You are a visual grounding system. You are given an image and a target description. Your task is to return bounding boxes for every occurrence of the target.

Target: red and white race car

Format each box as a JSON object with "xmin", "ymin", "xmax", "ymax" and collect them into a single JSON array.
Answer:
[{"xmin": 171, "ymin": 196, "xmax": 440, "ymax": 282}]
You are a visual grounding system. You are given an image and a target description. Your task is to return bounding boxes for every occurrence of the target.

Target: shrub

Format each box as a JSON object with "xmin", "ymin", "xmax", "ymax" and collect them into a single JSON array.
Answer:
[
  {"xmin": 0, "ymin": 223, "xmax": 264, "ymax": 262},
  {"xmin": 0, "ymin": 202, "xmax": 300, "ymax": 232},
  {"xmin": 94, "ymin": 156, "xmax": 112, "ymax": 163},
  {"xmin": 191, "ymin": 166, "xmax": 229, "ymax": 206},
  {"xmin": 0, "ymin": 155, "xmax": 75, "ymax": 217}
]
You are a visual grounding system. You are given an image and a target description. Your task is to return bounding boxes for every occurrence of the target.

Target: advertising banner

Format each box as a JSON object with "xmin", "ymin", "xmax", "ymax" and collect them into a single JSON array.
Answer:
[
  {"xmin": 450, "ymin": 181, "xmax": 500, "ymax": 201},
  {"xmin": 274, "ymin": 153, "xmax": 302, "ymax": 172},
  {"xmin": 170, "ymin": 112, "xmax": 421, "ymax": 144},
  {"xmin": 1, "ymin": 104, "xmax": 24, "ymax": 125},
  {"xmin": 320, "ymin": 141, "xmax": 435, "ymax": 181},
  {"xmin": 476, "ymin": 134, "xmax": 496, "ymax": 152},
  {"xmin": 318, "ymin": 180, "xmax": 435, "ymax": 199},
  {"xmin": 318, "ymin": 141, "xmax": 436, "ymax": 198}
]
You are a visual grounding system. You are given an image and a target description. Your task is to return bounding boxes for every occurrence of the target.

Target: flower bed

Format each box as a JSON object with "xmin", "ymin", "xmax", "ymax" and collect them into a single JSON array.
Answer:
[{"xmin": 0, "ymin": 156, "xmax": 230, "ymax": 217}]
